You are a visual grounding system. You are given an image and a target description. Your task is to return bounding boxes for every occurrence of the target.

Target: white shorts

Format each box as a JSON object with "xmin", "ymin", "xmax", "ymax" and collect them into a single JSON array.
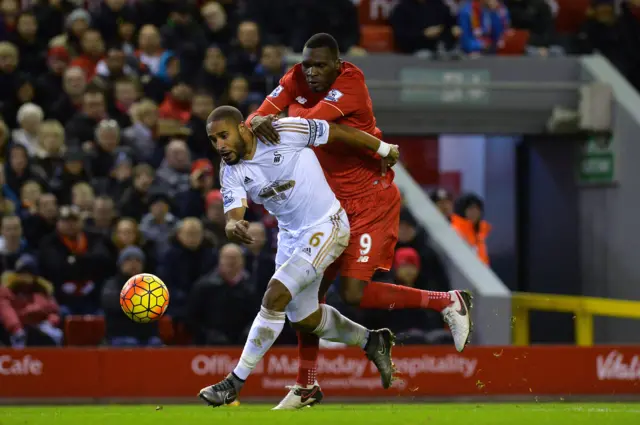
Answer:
[{"xmin": 273, "ymin": 208, "xmax": 350, "ymax": 322}]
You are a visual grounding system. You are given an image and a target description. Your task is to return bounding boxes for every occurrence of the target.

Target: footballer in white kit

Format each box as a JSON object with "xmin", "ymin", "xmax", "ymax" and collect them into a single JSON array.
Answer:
[{"xmin": 198, "ymin": 106, "xmax": 400, "ymax": 408}]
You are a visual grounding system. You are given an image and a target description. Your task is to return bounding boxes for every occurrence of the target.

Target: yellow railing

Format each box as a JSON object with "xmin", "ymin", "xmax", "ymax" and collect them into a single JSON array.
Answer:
[{"xmin": 511, "ymin": 292, "xmax": 640, "ymax": 346}]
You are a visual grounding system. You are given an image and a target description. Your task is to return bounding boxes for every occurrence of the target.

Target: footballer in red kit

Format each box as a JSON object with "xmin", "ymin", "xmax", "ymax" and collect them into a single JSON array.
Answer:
[{"xmin": 247, "ymin": 33, "xmax": 473, "ymax": 410}]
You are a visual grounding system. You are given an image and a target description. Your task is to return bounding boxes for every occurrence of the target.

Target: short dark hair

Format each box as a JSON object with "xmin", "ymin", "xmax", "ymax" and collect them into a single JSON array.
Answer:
[
  {"xmin": 207, "ymin": 105, "xmax": 244, "ymax": 127},
  {"xmin": 304, "ymin": 33, "xmax": 339, "ymax": 58}
]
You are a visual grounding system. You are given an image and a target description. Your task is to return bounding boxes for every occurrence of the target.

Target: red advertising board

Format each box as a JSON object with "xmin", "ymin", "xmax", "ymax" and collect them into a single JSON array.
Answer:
[{"xmin": 1, "ymin": 346, "xmax": 639, "ymax": 399}]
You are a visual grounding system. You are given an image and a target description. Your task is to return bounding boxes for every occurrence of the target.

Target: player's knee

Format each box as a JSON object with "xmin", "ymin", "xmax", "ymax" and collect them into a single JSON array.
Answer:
[
  {"xmin": 291, "ymin": 309, "xmax": 322, "ymax": 333},
  {"xmin": 262, "ymin": 279, "xmax": 292, "ymax": 311},
  {"xmin": 339, "ymin": 278, "xmax": 367, "ymax": 306}
]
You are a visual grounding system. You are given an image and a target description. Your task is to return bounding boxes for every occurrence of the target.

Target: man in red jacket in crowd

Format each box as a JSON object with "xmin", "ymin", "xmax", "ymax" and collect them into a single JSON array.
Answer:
[{"xmin": 247, "ymin": 33, "xmax": 473, "ymax": 409}]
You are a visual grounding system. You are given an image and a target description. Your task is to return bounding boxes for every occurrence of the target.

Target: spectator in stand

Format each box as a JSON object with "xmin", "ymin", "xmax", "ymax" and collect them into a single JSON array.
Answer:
[
  {"xmin": 11, "ymin": 11, "xmax": 47, "ymax": 77},
  {"xmin": 187, "ymin": 243, "xmax": 256, "ymax": 346},
  {"xmin": 69, "ymin": 28, "xmax": 105, "ymax": 81},
  {"xmin": 139, "ymin": 190, "xmax": 177, "ymax": 261},
  {"xmin": 87, "ymin": 119, "xmax": 123, "ymax": 178},
  {"xmin": 93, "ymin": 150, "xmax": 133, "ymax": 202},
  {"xmin": 65, "ymin": 86, "xmax": 107, "ymax": 148},
  {"xmin": 115, "ymin": 14, "xmax": 137, "ymax": 57},
  {"xmin": 291, "ymin": 0, "xmax": 365, "ymax": 55},
  {"xmin": 71, "ymin": 182, "xmax": 95, "ymax": 220},
  {"xmin": 94, "ymin": 45, "xmax": 137, "ymax": 95},
  {"xmin": 111, "ymin": 217, "xmax": 157, "ymax": 274},
  {"xmin": 23, "ymin": 193, "xmax": 57, "ymax": 250},
  {"xmin": 251, "ymin": 45, "xmax": 286, "ymax": 98},
  {"xmin": 576, "ymin": 1, "xmax": 621, "ymax": 64},
  {"xmin": 245, "ymin": 0, "xmax": 295, "ymax": 46},
  {"xmin": 32, "ymin": 0, "xmax": 75, "ymax": 42},
  {"xmin": 0, "ymin": 121, "xmax": 8, "ymax": 164},
  {"xmin": 143, "ymin": 51, "xmax": 180, "ymax": 104},
  {"xmin": 0, "ymin": 41, "xmax": 31, "ymax": 129},
  {"xmin": 101, "ymin": 246, "xmax": 162, "ymax": 347},
  {"xmin": 225, "ymin": 75, "xmax": 261, "ymax": 117},
  {"xmin": 156, "ymin": 139, "xmax": 191, "ymax": 197},
  {"xmin": 159, "ymin": 80, "xmax": 193, "ymax": 124},
  {"xmin": 616, "ymin": 0, "xmax": 640, "ymax": 92},
  {"xmin": 12, "ymin": 103, "xmax": 44, "ymax": 157},
  {"xmin": 19, "ymin": 180, "xmax": 42, "ymax": 216},
  {"xmin": 124, "ymin": 99, "xmax": 159, "ymax": 164},
  {"xmin": 187, "ymin": 92, "xmax": 215, "ymax": 159},
  {"xmin": 50, "ymin": 8, "xmax": 91, "ymax": 58},
  {"xmin": 35, "ymin": 46, "xmax": 70, "ymax": 113},
  {"xmin": 158, "ymin": 217, "xmax": 216, "ymax": 320},
  {"xmin": 228, "ymin": 21, "xmax": 261, "ymax": 76},
  {"xmin": 107, "ymin": 76, "xmax": 140, "ymax": 129},
  {"xmin": 50, "ymin": 147, "xmax": 92, "ymax": 206},
  {"xmin": 452, "ymin": 192, "xmax": 491, "ymax": 265},
  {"xmin": 160, "ymin": 4, "xmax": 207, "ymax": 77},
  {"xmin": 503, "ymin": 0, "xmax": 563, "ymax": 56},
  {"xmin": 85, "ymin": 196, "xmax": 116, "ymax": 236},
  {"xmin": 390, "ymin": 0, "xmax": 460, "ymax": 56},
  {"xmin": 51, "ymin": 66, "xmax": 86, "ymax": 123},
  {"xmin": 430, "ymin": 188, "xmax": 454, "ymax": 219},
  {"xmin": 244, "ymin": 221, "xmax": 274, "ymax": 295},
  {"xmin": 195, "ymin": 45, "xmax": 230, "ymax": 101},
  {"xmin": 38, "ymin": 205, "xmax": 114, "ymax": 316},
  {"xmin": 459, "ymin": 0, "xmax": 511, "ymax": 55},
  {"xmin": 5, "ymin": 144, "xmax": 48, "ymax": 196},
  {"xmin": 201, "ymin": 189, "xmax": 227, "ymax": 248},
  {"xmin": 396, "ymin": 208, "xmax": 451, "ymax": 293},
  {"xmin": 177, "ymin": 159, "xmax": 216, "ymax": 218},
  {"xmin": 0, "ymin": 253, "xmax": 62, "ymax": 348},
  {"xmin": 0, "ymin": 215, "xmax": 28, "ymax": 274},
  {"xmin": 136, "ymin": 25, "xmax": 165, "ymax": 76},
  {"xmin": 200, "ymin": 1, "xmax": 234, "ymax": 50},
  {"xmin": 119, "ymin": 163, "xmax": 155, "ymax": 220},
  {"xmin": 91, "ymin": 0, "xmax": 137, "ymax": 46},
  {"xmin": 0, "ymin": 0, "xmax": 20, "ymax": 41}
]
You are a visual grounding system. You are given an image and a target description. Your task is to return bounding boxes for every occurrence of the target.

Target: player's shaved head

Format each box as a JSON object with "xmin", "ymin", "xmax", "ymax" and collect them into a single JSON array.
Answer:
[
  {"xmin": 301, "ymin": 33, "xmax": 341, "ymax": 93},
  {"xmin": 207, "ymin": 105, "xmax": 244, "ymax": 127},
  {"xmin": 304, "ymin": 33, "xmax": 339, "ymax": 59}
]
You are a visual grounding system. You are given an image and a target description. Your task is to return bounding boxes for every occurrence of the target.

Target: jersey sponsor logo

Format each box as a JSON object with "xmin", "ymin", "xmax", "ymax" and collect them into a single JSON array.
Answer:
[
  {"xmin": 273, "ymin": 151, "xmax": 283, "ymax": 165},
  {"xmin": 296, "ymin": 96, "xmax": 307, "ymax": 104},
  {"xmin": 244, "ymin": 176, "xmax": 253, "ymax": 184},
  {"xmin": 222, "ymin": 192, "xmax": 234, "ymax": 207},
  {"xmin": 324, "ymin": 89, "xmax": 344, "ymax": 102},
  {"xmin": 258, "ymin": 180, "xmax": 296, "ymax": 204},
  {"xmin": 269, "ymin": 85, "xmax": 283, "ymax": 98},
  {"xmin": 357, "ymin": 256, "xmax": 369, "ymax": 263}
]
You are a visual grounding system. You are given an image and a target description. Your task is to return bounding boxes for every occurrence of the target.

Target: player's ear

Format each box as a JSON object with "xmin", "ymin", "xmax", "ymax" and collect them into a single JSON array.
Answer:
[{"xmin": 238, "ymin": 121, "xmax": 248, "ymax": 135}]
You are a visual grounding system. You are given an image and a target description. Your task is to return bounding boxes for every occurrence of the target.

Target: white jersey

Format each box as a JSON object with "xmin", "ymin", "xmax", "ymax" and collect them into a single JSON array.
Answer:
[{"xmin": 220, "ymin": 117, "xmax": 340, "ymax": 234}]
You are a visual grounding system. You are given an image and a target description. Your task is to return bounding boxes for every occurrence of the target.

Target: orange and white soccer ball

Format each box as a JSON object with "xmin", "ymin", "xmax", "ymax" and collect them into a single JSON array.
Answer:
[{"xmin": 120, "ymin": 273, "xmax": 170, "ymax": 323}]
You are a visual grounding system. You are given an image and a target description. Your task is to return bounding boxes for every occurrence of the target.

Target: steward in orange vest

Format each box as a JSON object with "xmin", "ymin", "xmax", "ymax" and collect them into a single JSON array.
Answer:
[{"xmin": 451, "ymin": 193, "xmax": 491, "ymax": 265}]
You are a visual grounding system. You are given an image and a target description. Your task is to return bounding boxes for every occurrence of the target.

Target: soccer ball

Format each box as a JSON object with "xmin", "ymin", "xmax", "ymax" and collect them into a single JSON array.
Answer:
[{"xmin": 120, "ymin": 273, "xmax": 170, "ymax": 323}]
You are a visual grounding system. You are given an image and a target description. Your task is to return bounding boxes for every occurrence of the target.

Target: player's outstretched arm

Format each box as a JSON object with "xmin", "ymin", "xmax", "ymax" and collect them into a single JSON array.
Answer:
[
  {"xmin": 327, "ymin": 123, "xmax": 399, "ymax": 163},
  {"xmin": 224, "ymin": 207, "xmax": 254, "ymax": 245}
]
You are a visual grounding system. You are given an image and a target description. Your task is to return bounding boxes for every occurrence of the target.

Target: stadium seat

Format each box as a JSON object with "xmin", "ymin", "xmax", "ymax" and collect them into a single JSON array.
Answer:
[
  {"xmin": 359, "ymin": 25, "xmax": 395, "ymax": 53},
  {"xmin": 555, "ymin": 0, "xmax": 590, "ymax": 33},
  {"xmin": 499, "ymin": 29, "xmax": 530, "ymax": 55},
  {"xmin": 64, "ymin": 316, "xmax": 105, "ymax": 346}
]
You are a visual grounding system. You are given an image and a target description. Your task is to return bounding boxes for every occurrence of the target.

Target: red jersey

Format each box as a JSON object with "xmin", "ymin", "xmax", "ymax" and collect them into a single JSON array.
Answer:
[{"xmin": 247, "ymin": 61, "xmax": 394, "ymax": 200}]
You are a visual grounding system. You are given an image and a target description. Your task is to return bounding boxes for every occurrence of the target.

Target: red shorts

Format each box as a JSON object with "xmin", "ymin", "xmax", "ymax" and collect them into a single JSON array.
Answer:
[{"xmin": 326, "ymin": 183, "xmax": 401, "ymax": 282}]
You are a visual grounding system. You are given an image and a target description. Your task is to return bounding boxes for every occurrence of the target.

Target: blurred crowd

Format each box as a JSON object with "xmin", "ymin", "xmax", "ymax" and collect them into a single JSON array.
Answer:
[{"xmin": 0, "ymin": 0, "xmax": 635, "ymax": 348}]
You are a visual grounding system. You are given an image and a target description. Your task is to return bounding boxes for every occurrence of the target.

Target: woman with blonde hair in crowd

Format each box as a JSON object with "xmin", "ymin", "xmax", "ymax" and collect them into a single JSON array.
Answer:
[
  {"xmin": 12, "ymin": 103, "xmax": 44, "ymax": 157},
  {"xmin": 70, "ymin": 182, "xmax": 94, "ymax": 221},
  {"xmin": 34, "ymin": 120, "xmax": 66, "ymax": 177}
]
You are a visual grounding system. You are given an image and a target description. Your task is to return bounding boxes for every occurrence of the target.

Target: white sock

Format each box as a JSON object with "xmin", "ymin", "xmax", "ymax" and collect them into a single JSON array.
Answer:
[
  {"xmin": 233, "ymin": 306, "xmax": 285, "ymax": 380},
  {"xmin": 313, "ymin": 304, "xmax": 369, "ymax": 349}
]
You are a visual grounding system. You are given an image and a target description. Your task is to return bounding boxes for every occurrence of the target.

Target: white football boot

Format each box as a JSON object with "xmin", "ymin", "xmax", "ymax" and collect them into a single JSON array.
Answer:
[
  {"xmin": 441, "ymin": 290, "xmax": 473, "ymax": 352},
  {"xmin": 272, "ymin": 383, "xmax": 324, "ymax": 410}
]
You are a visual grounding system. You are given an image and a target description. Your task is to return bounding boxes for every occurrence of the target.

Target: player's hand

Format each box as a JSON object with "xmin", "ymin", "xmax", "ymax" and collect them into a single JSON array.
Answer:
[
  {"xmin": 381, "ymin": 145, "xmax": 399, "ymax": 176},
  {"xmin": 424, "ymin": 25, "xmax": 444, "ymax": 38},
  {"xmin": 251, "ymin": 115, "xmax": 280, "ymax": 145},
  {"xmin": 226, "ymin": 220, "xmax": 254, "ymax": 244}
]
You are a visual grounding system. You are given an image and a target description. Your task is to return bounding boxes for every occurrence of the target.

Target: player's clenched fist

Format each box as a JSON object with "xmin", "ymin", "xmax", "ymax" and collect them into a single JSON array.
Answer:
[
  {"xmin": 225, "ymin": 220, "xmax": 255, "ymax": 244},
  {"xmin": 250, "ymin": 114, "xmax": 280, "ymax": 145}
]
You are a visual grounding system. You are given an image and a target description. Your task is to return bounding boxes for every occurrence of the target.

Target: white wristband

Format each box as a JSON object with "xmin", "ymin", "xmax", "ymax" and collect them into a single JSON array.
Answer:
[{"xmin": 377, "ymin": 141, "xmax": 391, "ymax": 158}]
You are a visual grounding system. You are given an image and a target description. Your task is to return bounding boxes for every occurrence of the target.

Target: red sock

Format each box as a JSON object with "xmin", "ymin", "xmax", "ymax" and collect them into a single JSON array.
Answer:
[
  {"xmin": 359, "ymin": 281, "xmax": 452, "ymax": 312},
  {"xmin": 296, "ymin": 331, "xmax": 319, "ymax": 387}
]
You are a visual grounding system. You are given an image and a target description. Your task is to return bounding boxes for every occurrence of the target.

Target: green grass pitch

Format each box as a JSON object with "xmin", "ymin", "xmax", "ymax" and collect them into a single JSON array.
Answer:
[{"xmin": 1, "ymin": 403, "xmax": 639, "ymax": 425}]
